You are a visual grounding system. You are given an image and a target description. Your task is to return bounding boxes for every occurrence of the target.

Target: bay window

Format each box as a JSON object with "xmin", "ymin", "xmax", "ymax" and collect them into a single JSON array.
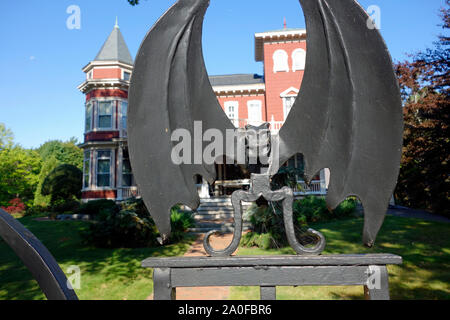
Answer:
[
  {"xmin": 83, "ymin": 151, "xmax": 90, "ymax": 189},
  {"xmin": 85, "ymin": 103, "xmax": 93, "ymax": 132},
  {"xmin": 97, "ymin": 150, "xmax": 111, "ymax": 187},
  {"xmin": 122, "ymin": 150, "xmax": 133, "ymax": 187},
  {"xmin": 122, "ymin": 101, "xmax": 128, "ymax": 130},
  {"xmin": 98, "ymin": 101, "xmax": 113, "ymax": 129}
]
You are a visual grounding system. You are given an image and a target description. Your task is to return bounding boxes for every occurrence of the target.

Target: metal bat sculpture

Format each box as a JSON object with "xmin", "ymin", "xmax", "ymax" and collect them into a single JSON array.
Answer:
[{"xmin": 128, "ymin": 0, "xmax": 403, "ymax": 255}]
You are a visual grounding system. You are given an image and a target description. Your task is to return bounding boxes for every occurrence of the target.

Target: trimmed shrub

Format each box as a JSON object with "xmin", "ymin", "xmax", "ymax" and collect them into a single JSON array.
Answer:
[
  {"xmin": 81, "ymin": 198, "xmax": 195, "ymax": 248},
  {"xmin": 25, "ymin": 205, "xmax": 48, "ymax": 217},
  {"xmin": 77, "ymin": 199, "xmax": 116, "ymax": 216},
  {"xmin": 41, "ymin": 164, "xmax": 82, "ymax": 204},
  {"xmin": 51, "ymin": 200, "xmax": 81, "ymax": 214},
  {"xmin": 242, "ymin": 196, "xmax": 357, "ymax": 249}
]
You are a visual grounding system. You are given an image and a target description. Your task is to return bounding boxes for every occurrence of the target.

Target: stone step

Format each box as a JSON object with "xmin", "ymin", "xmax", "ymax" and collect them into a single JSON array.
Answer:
[
  {"xmin": 188, "ymin": 227, "xmax": 235, "ymax": 234},
  {"xmin": 197, "ymin": 206, "xmax": 234, "ymax": 213},
  {"xmin": 197, "ymin": 203, "xmax": 252, "ymax": 210},
  {"xmin": 194, "ymin": 213, "xmax": 233, "ymax": 221},
  {"xmin": 188, "ymin": 224, "xmax": 251, "ymax": 234},
  {"xmin": 194, "ymin": 221, "xmax": 252, "ymax": 228}
]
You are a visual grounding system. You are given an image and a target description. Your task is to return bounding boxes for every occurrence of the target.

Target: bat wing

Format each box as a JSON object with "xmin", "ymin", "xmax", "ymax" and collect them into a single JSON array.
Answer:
[
  {"xmin": 274, "ymin": 0, "xmax": 404, "ymax": 246},
  {"xmin": 128, "ymin": 0, "xmax": 235, "ymax": 238}
]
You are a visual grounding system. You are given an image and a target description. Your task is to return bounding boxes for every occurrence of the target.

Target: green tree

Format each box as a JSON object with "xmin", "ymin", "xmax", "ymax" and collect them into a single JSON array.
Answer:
[
  {"xmin": 0, "ymin": 123, "xmax": 14, "ymax": 150},
  {"xmin": 37, "ymin": 138, "xmax": 83, "ymax": 169},
  {"xmin": 395, "ymin": 2, "xmax": 449, "ymax": 216},
  {"xmin": 41, "ymin": 164, "xmax": 82, "ymax": 204},
  {"xmin": 0, "ymin": 146, "xmax": 42, "ymax": 207},
  {"xmin": 33, "ymin": 156, "xmax": 61, "ymax": 206},
  {"xmin": 33, "ymin": 139, "xmax": 84, "ymax": 206}
]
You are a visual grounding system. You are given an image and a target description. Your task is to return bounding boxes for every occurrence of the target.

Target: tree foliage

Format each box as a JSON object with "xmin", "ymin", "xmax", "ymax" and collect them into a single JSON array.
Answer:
[
  {"xmin": 394, "ymin": 1, "xmax": 449, "ymax": 216},
  {"xmin": 0, "ymin": 146, "xmax": 42, "ymax": 207},
  {"xmin": 0, "ymin": 123, "xmax": 14, "ymax": 150},
  {"xmin": 41, "ymin": 164, "xmax": 82, "ymax": 204},
  {"xmin": 33, "ymin": 139, "xmax": 84, "ymax": 206},
  {"xmin": 37, "ymin": 139, "xmax": 83, "ymax": 170}
]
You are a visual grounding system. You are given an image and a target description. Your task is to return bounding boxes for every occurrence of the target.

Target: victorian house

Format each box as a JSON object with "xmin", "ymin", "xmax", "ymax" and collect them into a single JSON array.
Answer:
[{"xmin": 79, "ymin": 22, "xmax": 329, "ymax": 202}]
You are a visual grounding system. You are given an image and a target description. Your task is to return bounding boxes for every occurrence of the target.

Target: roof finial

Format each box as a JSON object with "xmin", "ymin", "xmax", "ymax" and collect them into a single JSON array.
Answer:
[
  {"xmin": 115, "ymin": 16, "xmax": 119, "ymax": 29},
  {"xmin": 284, "ymin": 17, "xmax": 287, "ymax": 29}
]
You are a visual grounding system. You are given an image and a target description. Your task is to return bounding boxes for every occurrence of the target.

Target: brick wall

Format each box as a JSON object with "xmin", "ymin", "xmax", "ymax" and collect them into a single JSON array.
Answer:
[{"xmin": 263, "ymin": 40, "xmax": 306, "ymax": 122}]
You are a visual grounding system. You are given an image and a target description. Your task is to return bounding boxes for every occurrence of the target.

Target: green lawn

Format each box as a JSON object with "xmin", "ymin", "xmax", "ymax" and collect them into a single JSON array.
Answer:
[
  {"xmin": 0, "ymin": 215, "xmax": 194, "ymax": 300},
  {"xmin": 1, "ymin": 215, "xmax": 449, "ymax": 300},
  {"xmin": 230, "ymin": 216, "xmax": 450, "ymax": 300}
]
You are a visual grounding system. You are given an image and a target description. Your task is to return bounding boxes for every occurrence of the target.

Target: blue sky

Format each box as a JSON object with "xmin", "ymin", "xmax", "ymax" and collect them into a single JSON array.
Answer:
[{"xmin": 0, "ymin": 0, "xmax": 447, "ymax": 149}]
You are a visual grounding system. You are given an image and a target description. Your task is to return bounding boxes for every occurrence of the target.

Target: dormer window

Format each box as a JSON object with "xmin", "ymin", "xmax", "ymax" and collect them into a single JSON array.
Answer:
[
  {"xmin": 123, "ymin": 71, "xmax": 131, "ymax": 81},
  {"xmin": 292, "ymin": 48, "xmax": 306, "ymax": 71},
  {"xmin": 273, "ymin": 50, "xmax": 289, "ymax": 73},
  {"xmin": 98, "ymin": 101, "xmax": 113, "ymax": 129}
]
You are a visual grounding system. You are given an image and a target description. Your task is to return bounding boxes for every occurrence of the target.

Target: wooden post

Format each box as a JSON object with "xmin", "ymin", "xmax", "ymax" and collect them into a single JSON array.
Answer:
[{"xmin": 153, "ymin": 268, "xmax": 176, "ymax": 300}]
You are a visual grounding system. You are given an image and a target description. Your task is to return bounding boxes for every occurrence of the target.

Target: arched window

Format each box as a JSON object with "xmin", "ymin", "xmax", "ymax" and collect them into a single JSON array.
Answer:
[
  {"xmin": 292, "ymin": 48, "xmax": 306, "ymax": 71},
  {"xmin": 280, "ymin": 87, "xmax": 299, "ymax": 120},
  {"xmin": 273, "ymin": 50, "xmax": 289, "ymax": 73}
]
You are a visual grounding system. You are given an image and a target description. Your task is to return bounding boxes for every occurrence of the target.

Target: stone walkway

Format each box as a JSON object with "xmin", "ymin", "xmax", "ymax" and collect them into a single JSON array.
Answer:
[{"xmin": 147, "ymin": 233, "xmax": 234, "ymax": 300}]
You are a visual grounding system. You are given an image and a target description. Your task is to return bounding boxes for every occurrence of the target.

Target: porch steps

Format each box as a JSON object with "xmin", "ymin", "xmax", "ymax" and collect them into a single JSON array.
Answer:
[{"xmin": 188, "ymin": 197, "xmax": 253, "ymax": 234}]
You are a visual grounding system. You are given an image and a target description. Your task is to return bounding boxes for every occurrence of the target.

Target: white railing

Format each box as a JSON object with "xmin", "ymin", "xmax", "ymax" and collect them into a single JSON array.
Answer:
[
  {"xmin": 118, "ymin": 186, "xmax": 141, "ymax": 200},
  {"xmin": 232, "ymin": 119, "xmax": 284, "ymax": 133},
  {"xmin": 197, "ymin": 179, "xmax": 326, "ymax": 199}
]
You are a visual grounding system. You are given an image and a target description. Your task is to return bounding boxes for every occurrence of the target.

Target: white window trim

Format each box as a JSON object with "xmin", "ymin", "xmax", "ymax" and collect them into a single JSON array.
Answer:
[
  {"xmin": 273, "ymin": 49, "xmax": 289, "ymax": 73},
  {"xmin": 118, "ymin": 99, "xmax": 128, "ymax": 135},
  {"xmin": 280, "ymin": 87, "xmax": 299, "ymax": 120},
  {"xmin": 122, "ymin": 69, "xmax": 131, "ymax": 81},
  {"xmin": 247, "ymin": 100, "xmax": 263, "ymax": 125},
  {"xmin": 82, "ymin": 151, "xmax": 91, "ymax": 191},
  {"xmin": 94, "ymin": 149, "xmax": 115, "ymax": 189},
  {"xmin": 292, "ymin": 48, "xmax": 306, "ymax": 71},
  {"xmin": 85, "ymin": 102, "xmax": 93, "ymax": 133},
  {"xmin": 121, "ymin": 151, "xmax": 133, "ymax": 188},
  {"xmin": 224, "ymin": 101, "xmax": 239, "ymax": 127}
]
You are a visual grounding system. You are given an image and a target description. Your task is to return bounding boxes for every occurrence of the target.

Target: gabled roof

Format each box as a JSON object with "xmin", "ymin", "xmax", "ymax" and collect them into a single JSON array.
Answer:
[
  {"xmin": 209, "ymin": 74, "xmax": 264, "ymax": 87},
  {"xmin": 94, "ymin": 22, "xmax": 133, "ymax": 65}
]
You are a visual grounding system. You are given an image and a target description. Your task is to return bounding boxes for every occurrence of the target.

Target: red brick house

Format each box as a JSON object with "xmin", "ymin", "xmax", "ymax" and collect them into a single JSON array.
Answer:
[{"xmin": 78, "ymin": 23, "xmax": 329, "ymax": 202}]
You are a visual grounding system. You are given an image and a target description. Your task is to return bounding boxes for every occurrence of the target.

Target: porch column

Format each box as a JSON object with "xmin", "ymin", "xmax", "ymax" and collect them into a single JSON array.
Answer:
[
  {"xmin": 199, "ymin": 178, "xmax": 210, "ymax": 199},
  {"xmin": 320, "ymin": 169, "xmax": 327, "ymax": 194},
  {"xmin": 117, "ymin": 146, "xmax": 124, "ymax": 201}
]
